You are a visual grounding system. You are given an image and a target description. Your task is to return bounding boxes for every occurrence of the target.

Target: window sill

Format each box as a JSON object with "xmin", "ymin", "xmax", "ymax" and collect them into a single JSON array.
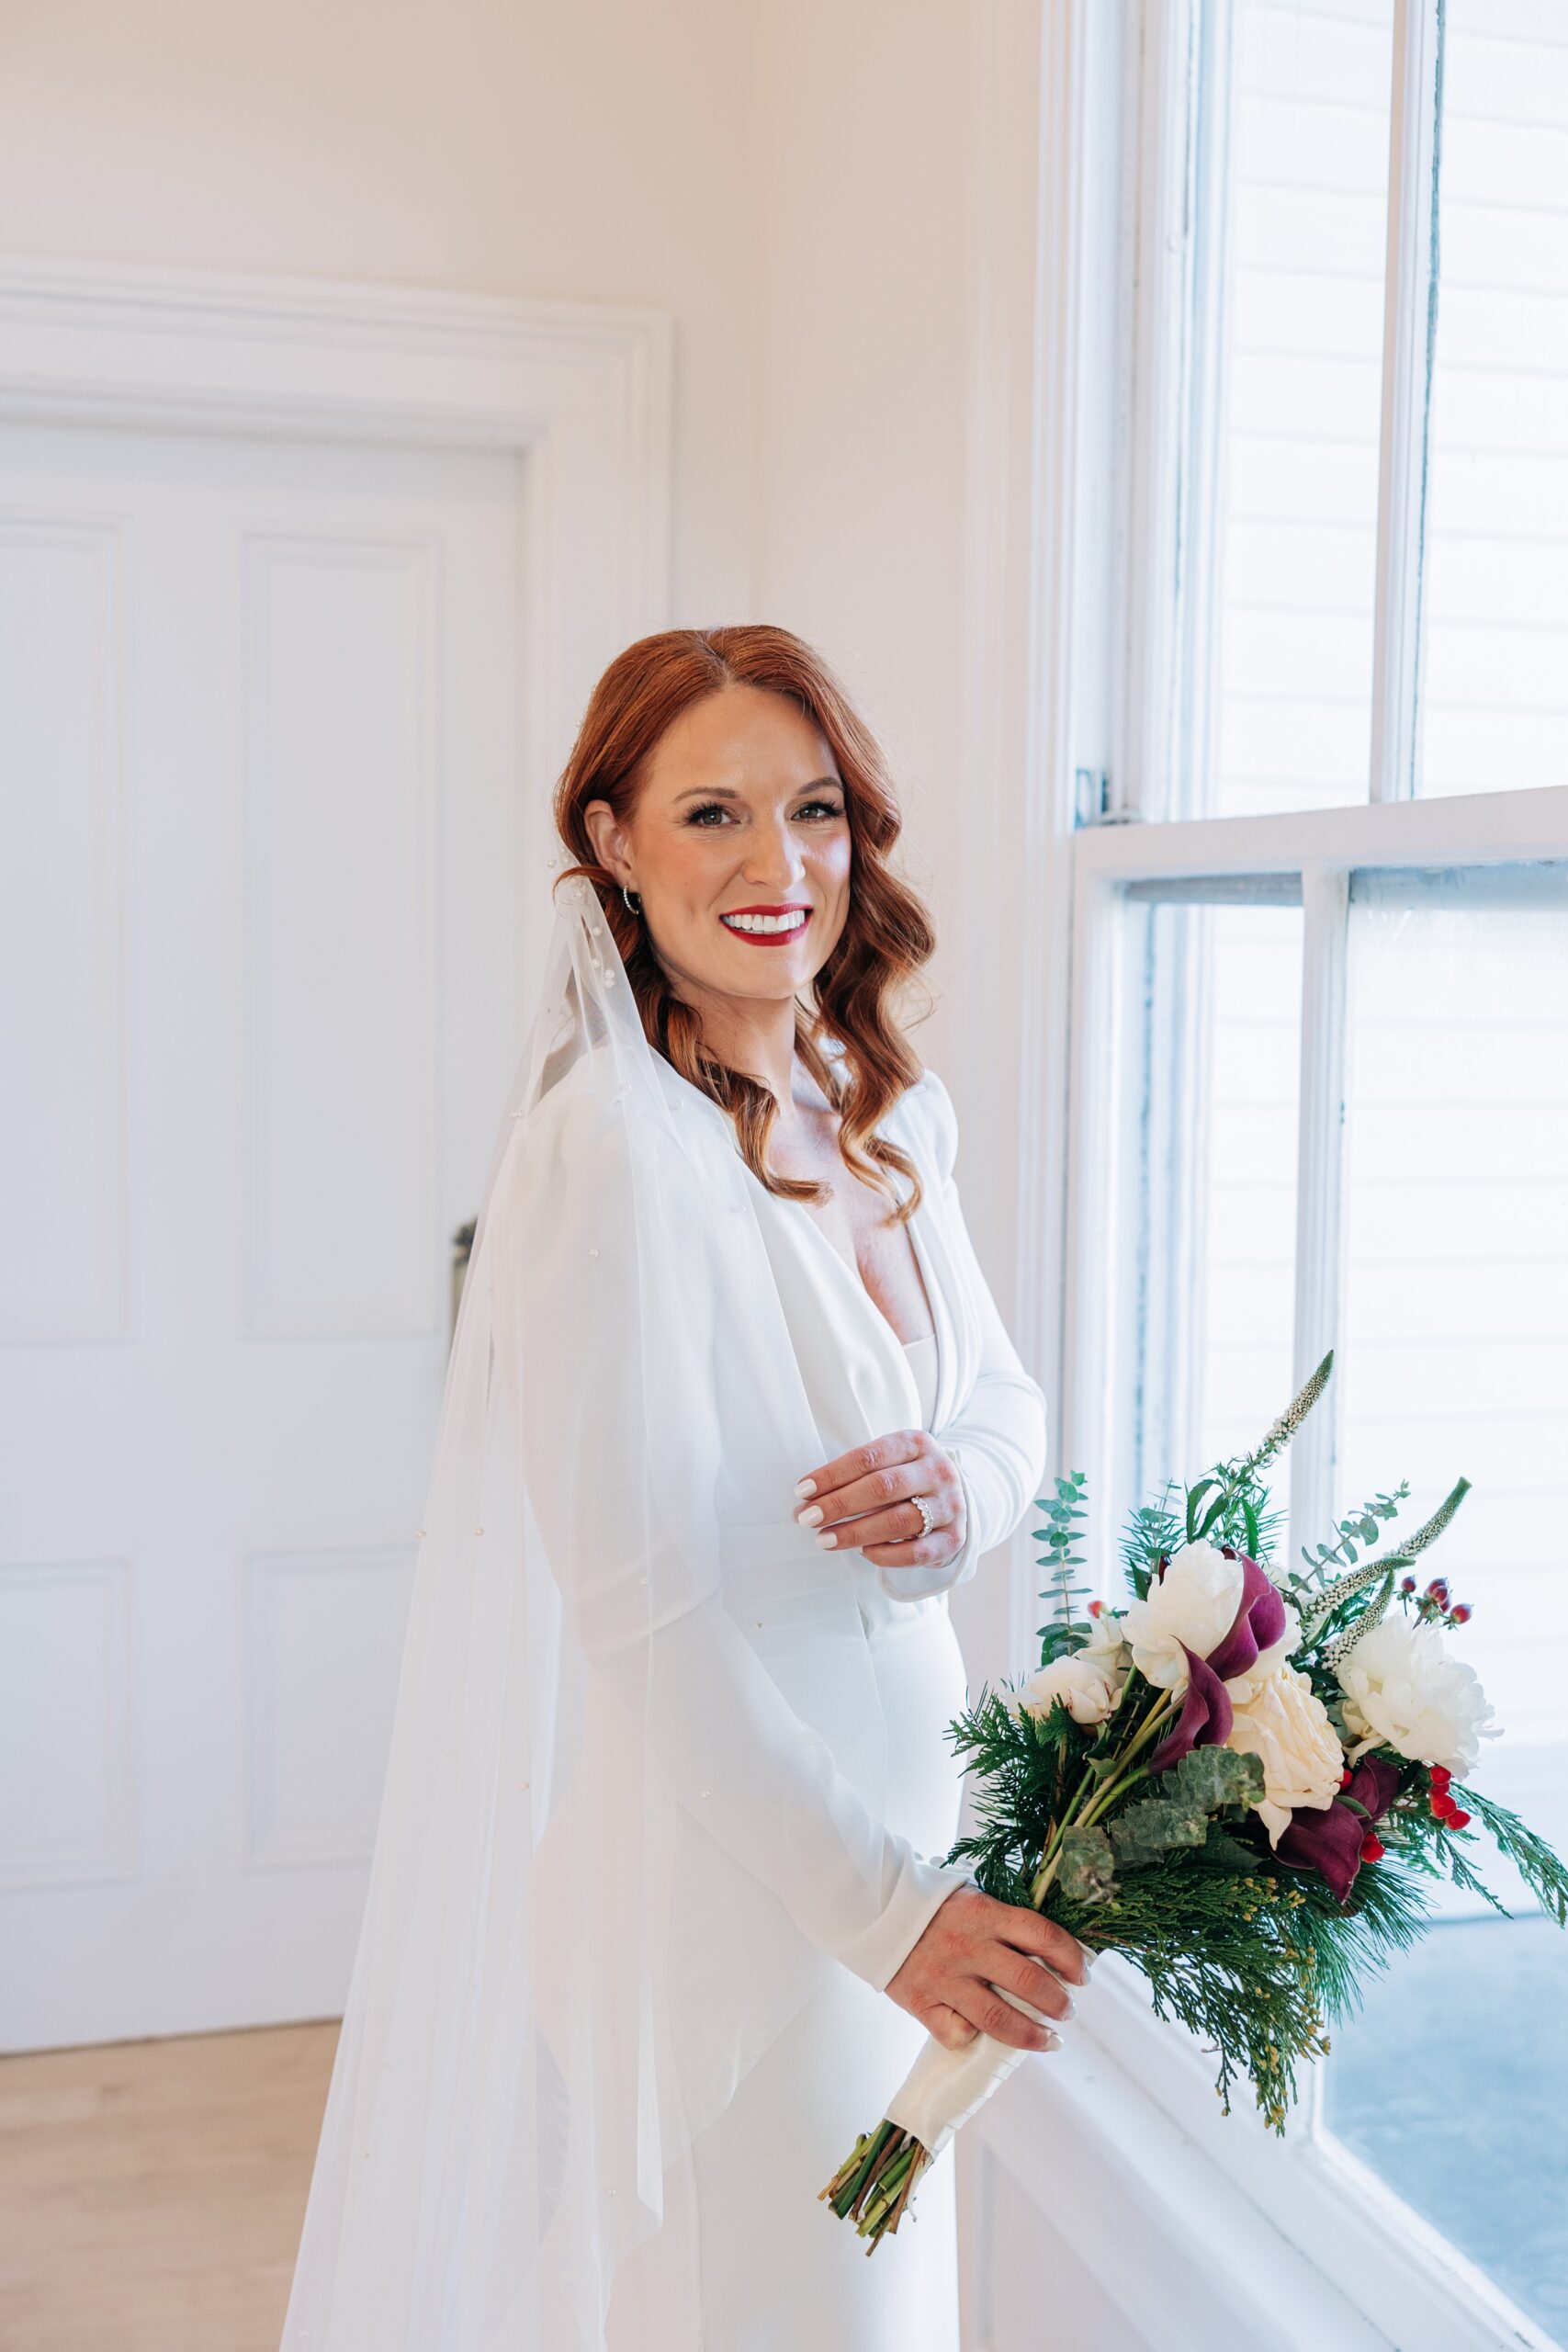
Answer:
[{"xmin": 969, "ymin": 1957, "xmax": 1555, "ymax": 2352}]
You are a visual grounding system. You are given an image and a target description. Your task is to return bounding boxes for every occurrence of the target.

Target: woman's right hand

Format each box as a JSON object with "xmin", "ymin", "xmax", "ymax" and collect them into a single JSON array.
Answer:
[{"xmin": 885, "ymin": 1883, "xmax": 1090, "ymax": 2052}]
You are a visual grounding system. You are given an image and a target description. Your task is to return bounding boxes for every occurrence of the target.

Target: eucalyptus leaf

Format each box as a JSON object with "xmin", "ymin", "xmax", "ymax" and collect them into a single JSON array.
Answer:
[
  {"xmin": 1057, "ymin": 1825, "xmax": 1119, "ymax": 1906},
  {"xmin": 1169, "ymin": 1745, "xmax": 1265, "ymax": 1813},
  {"xmin": 1110, "ymin": 1793, "xmax": 1209, "ymax": 1868}
]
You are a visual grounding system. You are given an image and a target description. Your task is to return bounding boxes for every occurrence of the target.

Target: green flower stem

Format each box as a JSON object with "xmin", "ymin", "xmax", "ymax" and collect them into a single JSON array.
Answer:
[
  {"xmin": 1030, "ymin": 1848, "xmax": 1064, "ymax": 1907},
  {"xmin": 1077, "ymin": 1693, "xmax": 1177, "ymax": 1831},
  {"xmin": 818, "ymin": 2120, "xmax": 932, "ymax": 2246},
  {"xmin": 822, "ymin": 2120, "xmax": 897, "ymax": 2219},
  {"xmin": 1027, "ymin": 1689, "xmax": 1176, "ymax": 1905}
]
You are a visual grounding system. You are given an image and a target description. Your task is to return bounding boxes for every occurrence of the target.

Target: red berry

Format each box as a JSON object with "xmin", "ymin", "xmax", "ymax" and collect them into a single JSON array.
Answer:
[
  {"xmin": 1426, "ymin": 1577, "xmax": 1449, "ymax": 1600},
  {"xmin": 1447, "ymin": 1810, "xmax": 1472, "ymax": 1832},
  {"xmin": 1431, "ymin": 1793, "xmax": 1456, "ymax": 1821},
  {"xmin": 1359, "ymin": 1833, "xmax": 1385, "ymax": 1863},
  {"xmin": 1400, "ymin": 1576, "xmax": 1416, "ymax": 1594},
  {"xmin": 1340, "ymin": 1768, "xmax": 1353, "ymax": 1789},
  {"xmin": 1451, "ymin": 1603, "xmax": 1472, "ymax": 1624},
  {"xmin": 1430, "ymin": 1767, "xmax": 1452, "ymax": 1792},
  {"xmin": 1087, "ymin": 1598, "xmax": 1103, "ymax": 1618}
]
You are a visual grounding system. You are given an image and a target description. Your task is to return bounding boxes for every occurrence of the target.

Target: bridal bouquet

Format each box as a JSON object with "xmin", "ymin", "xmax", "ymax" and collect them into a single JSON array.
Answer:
[{"xmin": 820, "ymin": 1351, "xmax": 1568, "ymax": 2248}]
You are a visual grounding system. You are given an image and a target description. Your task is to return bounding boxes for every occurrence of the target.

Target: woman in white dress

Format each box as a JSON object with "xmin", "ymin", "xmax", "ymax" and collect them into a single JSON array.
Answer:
[{"xmin": 280, "ymin": 626, "xmax": 1088, "ymax": 2352}]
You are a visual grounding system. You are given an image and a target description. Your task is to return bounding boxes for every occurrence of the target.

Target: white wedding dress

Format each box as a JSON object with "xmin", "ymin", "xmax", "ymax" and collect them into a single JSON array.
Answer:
[
  {"xmin": 278, "ymin": 981, "xmax": 1048, "ymax": 2352},
  {"xmin": 600, "ymin": 1059, "xmax": 1048, "ymax": 2350}
]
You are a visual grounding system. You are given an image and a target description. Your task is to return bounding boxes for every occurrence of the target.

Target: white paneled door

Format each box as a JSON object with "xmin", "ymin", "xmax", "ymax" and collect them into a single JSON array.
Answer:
[{"xmin": 0, "ymin": 420, "xmax": 524, "ymax": 2048}]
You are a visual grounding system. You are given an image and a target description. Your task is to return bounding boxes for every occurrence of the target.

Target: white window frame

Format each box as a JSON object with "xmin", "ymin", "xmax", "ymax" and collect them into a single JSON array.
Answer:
[
  {"xmin": 967, "ymin": 4, "xmax": 1568, "ymax": 2346},
  {"xmin": 1044, "ymin": 791, "xmax": 1568, "ymax": 2352}
]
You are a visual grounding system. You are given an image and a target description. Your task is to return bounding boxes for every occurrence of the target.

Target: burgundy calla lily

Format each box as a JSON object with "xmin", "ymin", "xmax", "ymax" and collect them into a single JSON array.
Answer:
[
  {"xmin": 1205, "ymin": 1553, "xmax": 1288, "ymax": 1683},
  {"xmin": 1148, "ymin": 1643, "xmax": 1235, "ymax": 1774},
  {"xmin": 1277, "ymin": 1754, "xmax": 1403, "ymax": 1903}
]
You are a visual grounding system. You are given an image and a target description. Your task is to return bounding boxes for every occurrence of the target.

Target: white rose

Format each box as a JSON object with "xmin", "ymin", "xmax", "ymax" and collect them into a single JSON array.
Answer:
[
  {"xmin": 1336, "ymin": 1612, "xmax": 1500, "ymax": 1777},
  {"xmin": 1224, "ymin": 1663, "xmax": 1346, "ymax": 1846},
  {"xmin": 1121, "ymin": 1542, "xmax": 1241, "ymax": 1691},
  {"xmin": 1009, "ymin": 1651, "xmax": 1122, "ymax": 1728}
]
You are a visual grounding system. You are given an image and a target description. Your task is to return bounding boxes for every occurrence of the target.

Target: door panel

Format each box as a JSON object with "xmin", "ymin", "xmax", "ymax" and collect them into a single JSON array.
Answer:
[{"xmin": 0, "ymin": 422, "xmax": 523, "ymax": 2047}]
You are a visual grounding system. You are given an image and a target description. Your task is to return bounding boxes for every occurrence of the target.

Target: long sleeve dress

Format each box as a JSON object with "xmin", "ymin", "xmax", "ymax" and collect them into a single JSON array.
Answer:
[
  {"xmin": 278, "ymin": 929, "xmax": 1048, "ymax": 2352},
  {"xmin": 559, "ymin": 1055, "xmax": 1049, "ymax": 2350}
]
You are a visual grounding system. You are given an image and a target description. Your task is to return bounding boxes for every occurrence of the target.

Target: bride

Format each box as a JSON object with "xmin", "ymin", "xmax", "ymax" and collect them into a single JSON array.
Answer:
[{"xmin": 280, "ymin": 625, "xmax": 1089, "ymax": 2351}]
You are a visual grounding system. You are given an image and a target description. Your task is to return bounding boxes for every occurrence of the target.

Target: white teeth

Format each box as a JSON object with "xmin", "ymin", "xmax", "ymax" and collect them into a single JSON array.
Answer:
[{"xmin": 721, "ymin": 910, "xmax": 808, "ymax": 934}]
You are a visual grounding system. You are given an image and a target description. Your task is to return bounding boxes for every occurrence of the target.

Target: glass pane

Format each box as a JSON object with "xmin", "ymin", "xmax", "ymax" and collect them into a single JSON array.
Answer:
[
  {"xmin": 1420, "ymin": 6, "xmax": 1568, "ymax": 797},
  {"xmin": 1320, "ymin": 864, "xmax": 1568, "ymax": 2341},
  {"xmin": 1197, "ymin": 0, "xmax": 1396, "ymax": 820},
  {"xmin": 1111, "ymin": 892, "xmax": 1303, "ymax": 1539}
]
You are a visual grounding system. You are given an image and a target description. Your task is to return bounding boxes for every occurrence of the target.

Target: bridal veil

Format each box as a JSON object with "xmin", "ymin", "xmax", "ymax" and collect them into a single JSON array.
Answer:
[{"xmin": 280, "ymin": 872, "xmax": 942, "ymax": 2349}]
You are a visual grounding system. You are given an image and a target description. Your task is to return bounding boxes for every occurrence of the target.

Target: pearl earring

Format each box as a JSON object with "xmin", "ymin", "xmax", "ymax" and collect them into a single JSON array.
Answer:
[{"xmin": 622, "ymin": 884, "xmax": 643, "ymax": 915}]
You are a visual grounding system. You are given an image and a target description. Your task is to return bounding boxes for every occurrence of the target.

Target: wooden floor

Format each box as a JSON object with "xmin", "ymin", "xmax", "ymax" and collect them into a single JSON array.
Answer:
[{"xmin": 0, "ymin": 2020, "xmax": 338, "ymax": 2352}]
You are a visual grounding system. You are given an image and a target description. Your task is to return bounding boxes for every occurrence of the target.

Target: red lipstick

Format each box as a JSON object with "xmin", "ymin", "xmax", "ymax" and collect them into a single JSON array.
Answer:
[{"xmin": 718, "ymin": 902, "xmax": 812, "ymax": 946}]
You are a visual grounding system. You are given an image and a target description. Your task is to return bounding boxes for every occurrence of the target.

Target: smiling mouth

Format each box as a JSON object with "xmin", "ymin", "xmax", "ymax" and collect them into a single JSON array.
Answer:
[{"xmin": 719, "ymin": 908, "xmax": 810, "ymax": 939}]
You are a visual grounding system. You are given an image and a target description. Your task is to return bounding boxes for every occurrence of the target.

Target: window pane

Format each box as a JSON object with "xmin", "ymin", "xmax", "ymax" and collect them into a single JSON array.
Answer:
[
  {"xmin": 1320, "ymin": 864, "xmax": 1568, "ymax": 2340},
  {"xmin": 1198, "ymin": 0, "xmax": 1396, "ymax": 820},
  {"xmin": 1419, "ymin": 6, "xmax": 1568, "ymax": 797},
  {"xmin": 1111, "ymin": 892, "xmax": 1303, "ymax": 1535}
]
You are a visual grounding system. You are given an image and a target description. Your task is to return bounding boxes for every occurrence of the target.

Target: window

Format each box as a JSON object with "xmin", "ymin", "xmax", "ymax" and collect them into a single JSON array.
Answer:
[
  {"xmin": 1201, "ymin": 3, "xmax": 1398, "ymax": 819},
  {"xmin": 1323, "ymin": 864, "xmax": 1568, "ymax": 2345},
  {"xmin": 1420, "ymin": 6, "xmax": 1568, "ymax": 798},
  {"xmin": 1110, "ymin": 887, "xmax": 1304, "ymax": 1521},
  {"xmin": 1047, "ymin": 3, "xmax": 1568, "ymax": 2343}
]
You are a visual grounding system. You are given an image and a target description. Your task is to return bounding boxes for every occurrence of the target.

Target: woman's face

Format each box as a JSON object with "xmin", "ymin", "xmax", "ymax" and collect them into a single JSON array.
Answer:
[{"xmin": 583, "ymin": 684, "xmax": 852, "ymax": 1011}]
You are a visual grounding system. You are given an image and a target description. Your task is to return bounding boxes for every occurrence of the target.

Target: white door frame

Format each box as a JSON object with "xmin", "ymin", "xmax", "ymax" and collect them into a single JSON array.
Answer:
[
  {"xmin": 0, "ymin": 256, "xmax": 674, "ymax": 980},
  {"xmin": 0, "ymin": 257, "xmax": 671, "ymax": 2046}
]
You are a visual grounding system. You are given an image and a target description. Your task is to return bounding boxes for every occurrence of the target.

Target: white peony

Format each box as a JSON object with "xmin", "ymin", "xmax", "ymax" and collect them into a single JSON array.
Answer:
[
  {"xmin": 1121, "ymin": 1542, "xmax": 1243, "ymax": 1690},
  {"xmin": 1009, "ymin": 1650, "xmax": 1122, "ymax": 1728},
  {"xmin": 1224, "ymin": 1663, "xmax": 1346, "ymax": 1846},
  {"xmin": 1336, "ymin": 1612, "xmax": 1500, "ymax": 1776}
]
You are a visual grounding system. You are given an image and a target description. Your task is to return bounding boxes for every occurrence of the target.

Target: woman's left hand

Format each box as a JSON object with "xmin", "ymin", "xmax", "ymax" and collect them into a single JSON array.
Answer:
[{"xmin": 793, "ymin": 1430, "xmax": 967, "ymax": 1571}]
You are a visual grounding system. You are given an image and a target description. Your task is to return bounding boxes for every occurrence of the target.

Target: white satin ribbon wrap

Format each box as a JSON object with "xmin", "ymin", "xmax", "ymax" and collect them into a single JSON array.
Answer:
[{"xmin": 884, "ymin": 1981, "xmax": 1062, "ymax": 2160}]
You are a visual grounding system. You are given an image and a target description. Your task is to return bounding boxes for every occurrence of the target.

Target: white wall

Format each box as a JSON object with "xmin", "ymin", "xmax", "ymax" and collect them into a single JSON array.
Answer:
[
  {"xmin": 749, "ymin": 0, "xmax": 980, "ymax": 990},
  {"xmin": 0, "ymin": 0, "xmax": 757, "ymax": 615},
  {"xmin": 0, "ymin": 0, "xmax": 994, "ymax": 1073}
]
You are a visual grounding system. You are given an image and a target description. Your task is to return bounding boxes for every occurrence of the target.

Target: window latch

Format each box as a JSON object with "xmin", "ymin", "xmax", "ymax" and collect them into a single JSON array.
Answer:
[{"xmin": 1073, "ymin": 768, "xmax": 1142, "ymax": 828}]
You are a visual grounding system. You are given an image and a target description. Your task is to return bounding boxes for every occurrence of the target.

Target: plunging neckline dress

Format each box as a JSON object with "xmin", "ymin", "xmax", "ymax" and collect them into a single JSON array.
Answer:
[
  {"xmin": 276, "ymin": 972, "xmax": 1051, "ymax": 2352},
  {"xmin": 605, "ymin": 1089, "xmax": 969, "ymax": 2351},
  {"xmin": 902, "ymin": 1327, "xmax": 940, "ymax": 1428}
]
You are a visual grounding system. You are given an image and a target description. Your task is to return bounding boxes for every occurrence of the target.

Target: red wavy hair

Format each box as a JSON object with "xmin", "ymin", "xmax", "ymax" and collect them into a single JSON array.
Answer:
[{"xmin": 552, "ymin": 625, "xmax": 936, "ymax": 1216}]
